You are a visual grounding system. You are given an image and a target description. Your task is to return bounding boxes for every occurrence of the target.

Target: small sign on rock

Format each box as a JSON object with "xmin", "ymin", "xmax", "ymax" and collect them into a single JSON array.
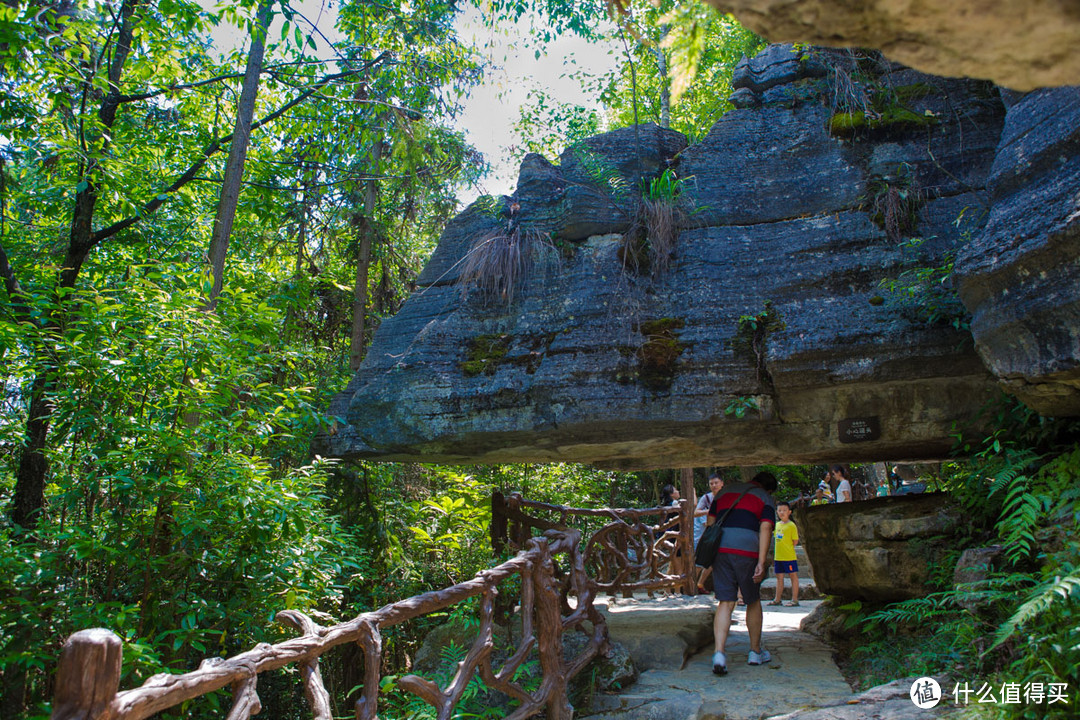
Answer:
[{"xmin": 838, "ymin": 416, "xmax": 881, "ymax": 443}]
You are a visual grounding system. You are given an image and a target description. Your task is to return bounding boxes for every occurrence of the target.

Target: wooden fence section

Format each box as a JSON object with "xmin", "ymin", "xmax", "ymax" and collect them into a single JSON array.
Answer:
[
  {"xmin": 51, "ymin": 530, "xmax": 607, "ymax": 720},
  {"xmin": 491, "ymin": 491, "xmax": 697, "ymax": 597}
]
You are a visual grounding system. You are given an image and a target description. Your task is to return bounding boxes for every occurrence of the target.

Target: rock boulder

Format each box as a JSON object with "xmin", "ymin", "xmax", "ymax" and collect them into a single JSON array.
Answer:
[
  {"xmin": 796, "ymin": 493, "xmax": 963, "ymax": 602},
  {"xmin": 705, "ymin": 0, "xmax": 1080, "ymax": 91},
  {"xmin": 954, "ymin": 87, "xmax": 1080, "ymax": 416}
]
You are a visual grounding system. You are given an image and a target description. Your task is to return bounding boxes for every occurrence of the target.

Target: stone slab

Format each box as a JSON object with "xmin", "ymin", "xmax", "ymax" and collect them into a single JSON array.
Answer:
[{"xmin": 584, "ymin": 599, "xmax": 853, "ymax": 720}]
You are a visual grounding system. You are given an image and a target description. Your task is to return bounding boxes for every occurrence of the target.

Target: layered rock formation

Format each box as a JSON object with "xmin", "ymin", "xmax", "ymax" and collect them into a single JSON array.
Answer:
[
  {"xmin": 325, "ymin": 46, "xmax": 1035, "ymax": 469},
  {"xmin": 706, "ymin": 0, "xmax": 1080, "ymax": 91},
  {"xmin": 796, "ymin": 493, "xmax": 962, "ymax": 602},
  {"xmin": 954, "ymin": 87, "xmax": 1080, "ymax": 416}
]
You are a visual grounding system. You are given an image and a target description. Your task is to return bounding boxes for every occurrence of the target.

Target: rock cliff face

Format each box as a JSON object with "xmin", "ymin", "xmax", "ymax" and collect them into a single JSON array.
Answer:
[
  {"xmin": 325, "ymin": 46, "xmax": 1048, "ymax": 469},
  {"xmin": 953, "ymin": 87, "xmax": 1080, "ymax": 416},
  {"xmin": 706, "ymin": 0, "xmax": 1080, "ymax": 91}
]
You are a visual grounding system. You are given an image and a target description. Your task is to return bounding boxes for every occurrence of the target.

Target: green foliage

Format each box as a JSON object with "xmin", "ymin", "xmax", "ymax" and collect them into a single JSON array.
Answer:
[
  {"xmin": 598, "ymin": 2, "xmax": 765, "ymax": 141},
  {"xmin": 723, "ymin": 396, "xmax": 757, "ymax": 419},
  {"xmin": 732, "ymin": 301, "xmax": 782, "ymax": 389},
  {"xmin": 839, "ymin": 403, "xmax": 1080, "ymax": 718},
  {"xmin": 508, "ymin": 1, "xmax": 764, "ymax": 152},
  {"xmin": 513, "ymin": 91, "xmax": 603, "ymax": 162},
  {"xmin": 569, "ymin": 143, "xmax": 631, "ymax": 200},
  {"xmin": 0, "ymin": 1, "xmax": 485, "ymax": 716},
  {"xmin": 0, "ymin": 277, "xmax": 366, "ymax": 717},
  {"xmin": 825, "ymin": 50, "xmax": 942, "ymax": 141},
  {"xmin": 879, "ymin": 235, "xmax": 972, "ymax": 332},
  {"xmin": 642, "ymin": 168, "xmax": 685, "ymax": 203}
]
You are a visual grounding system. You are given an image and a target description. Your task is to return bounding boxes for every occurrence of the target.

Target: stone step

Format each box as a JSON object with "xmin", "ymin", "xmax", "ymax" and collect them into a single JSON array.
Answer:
[
  {"xmin": 586, "ymin": 598, "xmax": 854, "ymax": 720},
  {"xmin": 759, "ymin": 576, "xmax": 822, "ymax": 601}
]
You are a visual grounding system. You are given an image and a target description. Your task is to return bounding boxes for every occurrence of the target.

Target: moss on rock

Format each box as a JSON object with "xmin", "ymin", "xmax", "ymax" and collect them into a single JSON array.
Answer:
[{"xmin": 460, "ymin": 334, "xmax": 511, "ymax": 377}]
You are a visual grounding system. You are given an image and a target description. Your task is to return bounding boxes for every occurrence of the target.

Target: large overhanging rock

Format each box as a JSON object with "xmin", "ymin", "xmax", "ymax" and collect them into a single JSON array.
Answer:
[
  {"xmin": 707, "ymin": 0, "xmax": 1080, "ymax": 91},
  {"xmin": 954, "ymin": 87, "xmax": 1080, "ymax": 416},
  {"xmin": 324, "ymin": 47, "xmax": 1025, "ymax": 469}
]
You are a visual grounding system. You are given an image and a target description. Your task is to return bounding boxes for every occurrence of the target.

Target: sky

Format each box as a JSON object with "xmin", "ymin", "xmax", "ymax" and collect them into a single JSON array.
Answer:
[
  {"xmin": 452, "ymin": 4, "xmax": 618, "ymax": 203},
  {"xmin": 203, "ymin": 0, "xmax": 619, "ymax": 206}
]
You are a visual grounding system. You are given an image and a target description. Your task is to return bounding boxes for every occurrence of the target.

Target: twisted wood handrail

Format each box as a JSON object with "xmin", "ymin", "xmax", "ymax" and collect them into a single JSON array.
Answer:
[
  {"xmin": 492, "ymin": 491, "xmax": 697, "ymax": 597},
  {"xmin": 52, "ymin": 529, "xmax": 607, "ymax": 720}
]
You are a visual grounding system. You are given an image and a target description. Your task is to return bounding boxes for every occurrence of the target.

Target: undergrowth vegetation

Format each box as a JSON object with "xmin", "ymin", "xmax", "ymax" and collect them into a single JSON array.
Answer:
[{"xmin": 830, "ymin": 399, "xmax": 1080, "ymax": 718}]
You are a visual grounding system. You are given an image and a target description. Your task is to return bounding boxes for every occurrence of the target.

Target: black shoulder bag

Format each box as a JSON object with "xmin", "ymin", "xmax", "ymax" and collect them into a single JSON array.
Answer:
[{"xmin": 694, "ymin": 487, "xmax": 753, "ymax": 568}]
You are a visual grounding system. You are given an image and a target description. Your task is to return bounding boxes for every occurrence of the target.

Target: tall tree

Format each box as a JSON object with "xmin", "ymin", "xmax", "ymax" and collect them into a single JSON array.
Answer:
[
  {"xmin": 5, "ymin": 0, "xmax": 146, "ymax": 529},
  {"xmin": 205, "ymin": 0, "xmax": 274, "ymax": 309},
  {"xmin": 1, "ymin": 1, "xmax": 484, "ymax": 713},
  {"xmin": 0, "ymin": 0, "xmax": 388, "ymax": 528}
]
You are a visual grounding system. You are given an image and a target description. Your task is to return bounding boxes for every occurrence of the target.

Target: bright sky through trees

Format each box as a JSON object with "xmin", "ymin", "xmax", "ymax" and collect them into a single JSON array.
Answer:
[
  {"xmin": 453, "ymin": 4, "xmax": 618, "ymax": 203},
  {"xmin": 203, "ymin": 0, "xmax": 617, "ymax": 206}
]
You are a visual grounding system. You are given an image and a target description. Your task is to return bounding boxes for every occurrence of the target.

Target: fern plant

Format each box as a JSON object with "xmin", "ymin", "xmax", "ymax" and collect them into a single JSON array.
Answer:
[
  {"xmin": 992, "ymin": 566, "xmax": 1080, "ymax": 651},
  {"xmin": 845, "ymin": 416, "xmax": 1080, "ymax": 713}
]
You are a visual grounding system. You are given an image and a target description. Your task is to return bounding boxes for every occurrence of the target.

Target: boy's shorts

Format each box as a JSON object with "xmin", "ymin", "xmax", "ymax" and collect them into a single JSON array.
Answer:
[
  {"xmin": 774, "ymin": 560, "xmax": 799, "ymax": 575},
  {"xmin": 712, "ymin": 552, "xmax": 761, "ymax": 605}
]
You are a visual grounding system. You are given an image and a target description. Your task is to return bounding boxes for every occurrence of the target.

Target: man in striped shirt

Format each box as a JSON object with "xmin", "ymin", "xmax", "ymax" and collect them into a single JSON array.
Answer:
[{"xmin": 704, "ymin": 471, "xmax": 778, "ymax": 675}]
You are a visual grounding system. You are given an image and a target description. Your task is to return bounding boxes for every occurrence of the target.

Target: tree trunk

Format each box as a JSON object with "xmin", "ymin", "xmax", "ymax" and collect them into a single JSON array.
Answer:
[
  {"xmin": 205, "ymin": 0, "xmax": 273, "ymax": 309},
  {"xmin": 349, "ymin": 137, "xmax": 384, "ymax": 371},
  {"xmin": 654, "ymin": 43, "xmax": 671, "ymax": 129},
  {"xmin": 679, "ymin": 467, "xmax": 696, "ymax": 594},
  {"xmin": 7, "ymin": 0, "xmax": 141, "ymax": 530}
]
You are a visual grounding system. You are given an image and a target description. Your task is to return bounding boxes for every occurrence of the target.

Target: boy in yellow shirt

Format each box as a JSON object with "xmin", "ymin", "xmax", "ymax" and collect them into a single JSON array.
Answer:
[{"xmin": 767, "ymin": 501, "xmax": 800, "ymax": 606}]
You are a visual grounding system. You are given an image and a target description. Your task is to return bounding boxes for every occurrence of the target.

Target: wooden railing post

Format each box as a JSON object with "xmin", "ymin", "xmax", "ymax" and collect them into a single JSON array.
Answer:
[
  {"xmin": 679, "ymin": 467, "xmax": 696, "ymax": 595},
  {"xmin": 51, "ymin": 628, "xmax": 122, "ymax": 720},
  {"xmin": 276, "ymin": 611, "xmax": 331, "ymax": 720},
  {"xmin": 532, "ymin": 537, "xmax": 573, "ymax": 720}
]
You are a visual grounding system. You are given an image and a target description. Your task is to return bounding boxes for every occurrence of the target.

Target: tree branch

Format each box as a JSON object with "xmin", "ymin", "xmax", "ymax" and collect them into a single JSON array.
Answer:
[
  {"xmin": 90, "ymin": 58, "xmax": 388, "ymax": 246},
  {"xmin": 114, "ymin": 59, "xmax": 350, "ymax": 104},
  {"xmin": 115, "ymin": 72, "xmax": 246, "ymax": 103}
]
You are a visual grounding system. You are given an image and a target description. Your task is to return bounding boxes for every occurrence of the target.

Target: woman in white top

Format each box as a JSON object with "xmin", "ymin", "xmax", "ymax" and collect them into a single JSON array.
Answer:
[{"xmin": 829, "ymin": 465, "xmax": 853, "ymax": 503}]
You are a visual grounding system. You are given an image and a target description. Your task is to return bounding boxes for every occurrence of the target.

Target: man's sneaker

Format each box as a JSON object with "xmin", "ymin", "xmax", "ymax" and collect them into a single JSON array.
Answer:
[
  {"xmin": 747, "ymin": 649, "xmax": 771, "ymax": 665},
  {"xmin": 712, "ymin": 651, "xmax": 727, "ymax": 675}
]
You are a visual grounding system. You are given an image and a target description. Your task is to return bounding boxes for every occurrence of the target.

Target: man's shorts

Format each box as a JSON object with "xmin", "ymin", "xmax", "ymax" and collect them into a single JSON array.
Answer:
[
  {"xmin": 774, "ymin": 560, "xmax": 799, "ymax": 575},
  {"xmin": 711, "ymin": 552, "xmax": 761, "ymax": 605}
]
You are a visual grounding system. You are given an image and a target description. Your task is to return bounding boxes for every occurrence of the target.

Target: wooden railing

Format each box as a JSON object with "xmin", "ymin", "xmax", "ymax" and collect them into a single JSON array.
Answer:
[
  {"xmin": 491, "ymin": 491, "xmax": 697, "ymax": 597},
  {"xmin": 51, "ymin": 529, "xmax": 606, "ymax": 720}
]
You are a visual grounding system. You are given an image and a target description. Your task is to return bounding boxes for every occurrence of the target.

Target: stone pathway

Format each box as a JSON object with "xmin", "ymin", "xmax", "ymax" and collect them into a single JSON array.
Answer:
[{"xmin": 586, "ymin": 597, "xmax": 855, "ymax": 719}]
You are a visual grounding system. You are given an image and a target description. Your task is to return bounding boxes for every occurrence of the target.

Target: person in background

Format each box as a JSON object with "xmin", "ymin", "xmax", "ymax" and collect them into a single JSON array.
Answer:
[
  {"xmin": 661, "ymin": 484, "xmax": 680, "ymax": 507},
  {"xmin": 705, "ymin": 471, "xmax": 778, "ymax": 675},
  {"xmin": 767, "ymin": 501, "xmax": 800, "ymax": 606},
  {"xmin": 829, "ymin": 465, "xmax": 852, "ymax": 503},
  {"xmin": 876, "ymin": 477, "xmax": 891, "ymax": 497},
  {"xmin": 811, "ymin": 481, "xmax": 833, "ymax": 505},
  {"xmin": 695, "ymin": 473, "xmax": 724, "ymax": 593},
  {"xmin": 659, "ymin": 483, "xmax": 682, "ymax": 567}
]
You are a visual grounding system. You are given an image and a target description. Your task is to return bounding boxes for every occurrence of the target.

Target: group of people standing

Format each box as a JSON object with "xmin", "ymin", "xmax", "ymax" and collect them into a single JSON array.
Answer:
[
  {"xmin": 660, "ymin": 463, "xmax": 902, "ymax": 674},
  {"xmin": 809, "ymin": 464, "xmax": 853, "ymax": 505}
]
